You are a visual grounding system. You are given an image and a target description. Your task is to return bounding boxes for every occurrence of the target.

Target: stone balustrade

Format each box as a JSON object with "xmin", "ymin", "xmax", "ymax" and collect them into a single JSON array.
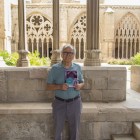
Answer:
[{"xmin": 0, "ymin": 66, "xmax": 126, "ymax": 102}]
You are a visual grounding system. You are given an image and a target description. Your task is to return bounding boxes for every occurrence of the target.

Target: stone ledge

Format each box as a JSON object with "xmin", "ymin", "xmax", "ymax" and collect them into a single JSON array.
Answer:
[{"xmin": 0, "ymin": 100, "xmax": 139, "ymax": 122}]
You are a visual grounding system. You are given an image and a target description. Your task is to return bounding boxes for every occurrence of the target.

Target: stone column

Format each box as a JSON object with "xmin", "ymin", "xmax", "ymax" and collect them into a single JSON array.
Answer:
[
  {"xmin": 51, "ymin": 0, "xmax": 61, "ymax": 66},
  {"xmin": 134, "ymin": 40, "xmax": 137, "ymax": 55},
  {"xmin": 122, "ymin": 40, "xmax": 124, "ymax": 59},
  {"xmin": 74, "ymin": 39, "xmax": 76, "ymax": 59},
  {"xmin": 84, "ymin": 0, "xmax": 101, "ymax": 66},
  {"xmin": 126, "ymin": 40, "xmax": 128, "ymax": 59},
  {"xmin": 130, "ymin": 40, "xmax": 132, "ymax": 57},
  {"xmin": 42, "ymin": 41, "xmax": 44, "ymax": 57},
  {"xmin": 84, "ymin": 41, "xmax": 86, "ymax": 59},
  {"xmin": 47, "ymin": 41, "xmax": 49, "ymax": 57},
  {"xmin": 118, "ymin": 40, "xmax": 120, "ymax": 59},
  {"xmin": 16, "ymin": 0, "xmax": 30, "ymax": 67},
  {"xmin": 79, "ymin": 42, "xmax": 81, "ymax": 59},
  {"xmin": 27, "ymin": 40, "xmax": 29, "ymax": 51},
  {"xmin": 37, "ymin": 40, "xmax": 39, "ymax": 53},
  {"xmin": 32, "ymin": 41, "xmax": 34, "ymax": 53}
]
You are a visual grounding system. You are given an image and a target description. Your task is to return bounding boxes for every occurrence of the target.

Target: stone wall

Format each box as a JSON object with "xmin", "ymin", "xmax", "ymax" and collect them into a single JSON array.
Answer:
[
  {"xmin": 131, "ymin": 66, "xmax": 140, "ymax": 93},
  {"xmin": 0, "ymin": 66, "xmax": 126, "ymax": 102}
]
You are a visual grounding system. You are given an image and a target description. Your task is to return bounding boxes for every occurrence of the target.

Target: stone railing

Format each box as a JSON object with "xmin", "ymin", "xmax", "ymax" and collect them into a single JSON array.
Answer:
[
  {"xmin": 0, "ymin": 66, "xmax": 126, "ymax": 102},
  {"xmin": 131, "ymin": 66, "xmax": 140, "ymax": 93}
]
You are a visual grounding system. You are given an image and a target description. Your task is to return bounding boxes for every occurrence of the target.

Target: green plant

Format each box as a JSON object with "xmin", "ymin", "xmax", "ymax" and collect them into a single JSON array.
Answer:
[
  {"xmin": 0, "ymin": 50, "xmax": 19, "ymax": 66},
  {"xmin": 107, "ymin": 59, "xmax": 132, "ymax": 65},
  {"xmin": 28, "ymin": 50, "xmax": 50, "ymax": 66},
  {"xmin": 131, "ymin": 53, "xmax": 140, "ymax": 65}
]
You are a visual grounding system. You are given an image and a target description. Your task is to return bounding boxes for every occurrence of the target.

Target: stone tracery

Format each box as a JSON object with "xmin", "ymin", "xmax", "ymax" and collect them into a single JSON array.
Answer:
[
  {"xmin": 70, "ymin": 14, "xmax": 86, "ymax": 60},
  {"xmin": 115, "ymin": 12, "xmax": 140, "ymax": 59},
  {"xmin": 26, "ymin": 14, "xmax": 53, "ymax": 58}
]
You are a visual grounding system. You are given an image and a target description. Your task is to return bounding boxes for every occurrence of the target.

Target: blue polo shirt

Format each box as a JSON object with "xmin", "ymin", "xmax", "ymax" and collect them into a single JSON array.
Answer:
[{"xmin": 46, "ymin": 61, "xmax": 84, "ymax": 99}]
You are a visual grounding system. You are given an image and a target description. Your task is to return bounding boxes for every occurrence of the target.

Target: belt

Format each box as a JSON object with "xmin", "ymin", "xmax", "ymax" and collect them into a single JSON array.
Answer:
[{"xmin": 55, "ymin": 95, "xmax": 80, "ymax": 103}]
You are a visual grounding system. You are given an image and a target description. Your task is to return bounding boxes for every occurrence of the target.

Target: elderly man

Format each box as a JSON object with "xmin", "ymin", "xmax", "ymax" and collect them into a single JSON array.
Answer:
[{"xmin": 46, "ymin": 44, "xmax": 84, "ymax": 140}]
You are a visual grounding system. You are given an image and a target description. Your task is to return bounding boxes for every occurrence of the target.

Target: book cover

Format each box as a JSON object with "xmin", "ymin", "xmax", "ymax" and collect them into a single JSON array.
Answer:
[{"xmin": 65, "ymin": 70, "xmax": 77, "ymax": 87}]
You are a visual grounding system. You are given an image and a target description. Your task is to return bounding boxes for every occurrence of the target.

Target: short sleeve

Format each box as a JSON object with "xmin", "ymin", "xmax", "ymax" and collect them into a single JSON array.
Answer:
[
  {"xmin": 46, "ymin": 67, "xmax": 55, "ymax": 84},
  {"xmin": 79, "ymin": 67, "xmax": 84, "ymax": 83}
]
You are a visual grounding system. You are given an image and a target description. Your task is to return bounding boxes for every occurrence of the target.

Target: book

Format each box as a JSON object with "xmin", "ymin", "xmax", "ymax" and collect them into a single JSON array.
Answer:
[{"xmin": 65, "ymin": 70, "xmax": 77, "ymax": 87}]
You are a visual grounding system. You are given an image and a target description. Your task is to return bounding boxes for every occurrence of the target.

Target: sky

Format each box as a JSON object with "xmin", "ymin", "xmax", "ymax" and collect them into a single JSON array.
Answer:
[{"xmin": 10, "ymin": 0, "xmax": 140, "ymax": 5}]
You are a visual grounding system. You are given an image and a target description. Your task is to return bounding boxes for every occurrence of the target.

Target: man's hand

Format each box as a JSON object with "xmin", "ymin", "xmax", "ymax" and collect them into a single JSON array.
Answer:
[
  {"xmin": 74, "ymin": 83, "xmax": 84, "ymax": 91},
  {"xmin": 60, "ymin": 83, "xmax": 69, "ymax": 90},
  {"xmin": 74, "ymin": 84, "xmax": 82, "ymax": 91}
]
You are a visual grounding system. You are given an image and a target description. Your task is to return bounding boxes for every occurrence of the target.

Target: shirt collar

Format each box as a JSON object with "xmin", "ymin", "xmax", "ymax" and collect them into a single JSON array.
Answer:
[{"xmin": 60, "ymin": 60, "xmax": 73, "ymax": 69}]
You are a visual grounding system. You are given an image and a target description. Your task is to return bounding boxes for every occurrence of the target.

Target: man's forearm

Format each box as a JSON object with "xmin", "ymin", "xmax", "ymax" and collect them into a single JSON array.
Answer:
[{"xmin": 46, "ymin": 83, "xmax": 61, "ymax": 91}]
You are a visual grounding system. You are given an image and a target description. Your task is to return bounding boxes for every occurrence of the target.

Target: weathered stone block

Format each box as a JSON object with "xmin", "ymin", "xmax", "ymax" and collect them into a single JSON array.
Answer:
[
  {"xmin": 7, "ymin": 71, "xmax": 29, "ymax": 80},
  {"xmin": 95, "ymin": 78, "xmax": 107, "ymax": 90},
  {"xmin": 26, "ymin": 79, "xmax": 37, "ymax": 90},
  {"xmin": 131, "ymin": 73, "xmax": 140, "ymax": 83},
  {"xmin": 8, "ymin": 80, "xmax": 26, "ymax": 92},
  {"xmin": 0, "ymin": 70, "xmax": 6, "ymax": 80},
  {"xmin": 131, "ymin": 82, "xmax": 140, "ymax": 93},
  {"xmin": 80, "ymin": 90, "xmax": 90, "ymax": 100},
  {"xmin": 37, "ymin": 79, "xmax": 47, "ymax": 91},
  {"xmin": 85, "ymin": 70, "xmax": 108, "ymax": 78},
  {"xmin": 7, "ymin": 91, "xmax": 27, "ymax": 102},
  {"xmin": 108, "ymin": 77, "xmax": 126, "ymax": 90},
  {"xmin": 29, "ymin": 67, "xmax": 49, "ymax": 79},
  {"xmin": 26, "ymin": 90, "xmax": 54, "ymax": 102},
  {"xmin": 102, "ymin": 90, "xmax": 126, "ymax": 101},
  {"xmin": 90, "ymin": 90, "xmax": 103, "ymax": 101}
]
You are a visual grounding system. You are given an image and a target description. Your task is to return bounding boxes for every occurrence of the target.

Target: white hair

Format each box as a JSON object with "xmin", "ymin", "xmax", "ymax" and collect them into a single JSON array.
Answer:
[{"xmin": 61, "ymin": 44, "xmax": 76, "ymax": 55}]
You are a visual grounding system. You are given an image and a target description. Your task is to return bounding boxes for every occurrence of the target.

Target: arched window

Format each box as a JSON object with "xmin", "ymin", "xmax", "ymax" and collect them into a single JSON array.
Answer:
[
  {"xmin": 70, "ymin": 14, "xmax": 86, "ymax": 60},
  {"xmin": 115, "ymin": 13, "xmax": 140, "ymax": 59},
  {"xmin": 26, "ymin": 14, "xmax": 53, "ymax": 58}
]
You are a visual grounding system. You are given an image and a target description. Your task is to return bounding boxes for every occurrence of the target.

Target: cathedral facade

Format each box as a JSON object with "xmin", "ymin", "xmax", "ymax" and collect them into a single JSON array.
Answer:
[{"xmin": 1, "ymin": 0, "xmax": 140, "ymax": 62}]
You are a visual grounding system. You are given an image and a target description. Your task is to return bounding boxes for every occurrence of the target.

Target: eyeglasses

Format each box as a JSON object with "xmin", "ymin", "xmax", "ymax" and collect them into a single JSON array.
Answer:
[{"xmin": 63, "ymin": 51, "xmax": 74, "ymax": 56}]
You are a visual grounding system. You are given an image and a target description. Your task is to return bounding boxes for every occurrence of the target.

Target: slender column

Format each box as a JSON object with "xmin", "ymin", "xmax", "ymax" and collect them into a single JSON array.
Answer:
[
  {"xmin": 32, "ymin": 42, "xmax": 33, "ymax": 53},
  {"xmin": 74, "ymin": 40, "xmax": 76, "ymax": 59},
  {"xmin": 51, "ymin": 0, "xmax": 61, "ymax": 66},
  {"xmin": 122, "ymin": 41, "xmax": 124, "ymax": 59},
  {"xmin": 47, "ymin": 41, "xmax": 49, "ymax": 57},
  {"xmin": 130, "ymin": 40, "xmax": 132, "ymax": 57},
  {"xmin": 52, "ymin": 39, "xmax": 53, "ymax": 50},
  {"xmin": 126, "ymin": 40, "xmax": 128, "ymax": 59},
  {"xmin": 27, "ymin": 41, "xmax": 29, "ymax": 51},
  {"xmin": 118, "ymin": 40, "xmax": 120, "ymax": 59},
  {"xmin": 42, "ymin": 41, "xmax": 44, "ymax": 57},
  {"xmin": 79, "ymin": 42, "xmax": 81, "ymax": 59},
  {"xmin": 114, "ymin": 42, "xmax": 115, "ymax": 58},
  {"xmin": 134, "ymin": 40, "xmax": 137, "ymax": 55},
  {"xmin": 16, "ymin": 0, "xmax": 30, "ymax": 67},
  {"xmin": 84, "ymin": 0, "xmax": 101, "ymax": 66},
  {"xmin": 37, "ymin": 41, "xmax": 39, "ymax": 53},
  {"xmin": 84, "ymin": 41, "xmax": 86, "ymax": 59}
]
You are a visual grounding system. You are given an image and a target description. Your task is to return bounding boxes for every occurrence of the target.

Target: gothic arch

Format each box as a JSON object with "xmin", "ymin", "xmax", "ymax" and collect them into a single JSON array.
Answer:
[
  {"xmin": 26, "ymin": 12, "xmax": 52, "ymax": 23},
  {"xmin": 115, "ymin": 11, "xmax": 140, "ymax": 31},
  {"xmin": 115, "ymin": 12, "xmax": 140, "ymax": 59},
  {"xmin": 26, "ymin": 13, "xmax": 53, "ymax": 58},
  {"xmin": 68, "ymin": 11, "xmax": 86, "ymax": 42},
  {"xmin": 69, "ymin": 12, "xmax": 103, "ymax": 60}
]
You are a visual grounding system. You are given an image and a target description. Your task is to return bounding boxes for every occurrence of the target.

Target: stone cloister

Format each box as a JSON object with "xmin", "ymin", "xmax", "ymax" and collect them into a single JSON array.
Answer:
[
  {"xmin": 8, "ymin": 0, "xmax": 140, "ymax": 63},
  {"xmin": 0, "ymin": 0, "xmax": 140, "ymax": 139}
]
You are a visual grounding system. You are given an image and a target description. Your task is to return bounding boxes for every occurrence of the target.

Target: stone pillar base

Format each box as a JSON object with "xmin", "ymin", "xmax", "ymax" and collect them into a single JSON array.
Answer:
[
  {"xmin": 50, "ymin": 50, "xmax": 61, "ymax": 66},
  {"xmin": 16, "ymin": 50, "xmax": 30, "ymax": 67},
  {"xmin": 84, "ymin": 50, "xmax": 101, "ymax": 66}
]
